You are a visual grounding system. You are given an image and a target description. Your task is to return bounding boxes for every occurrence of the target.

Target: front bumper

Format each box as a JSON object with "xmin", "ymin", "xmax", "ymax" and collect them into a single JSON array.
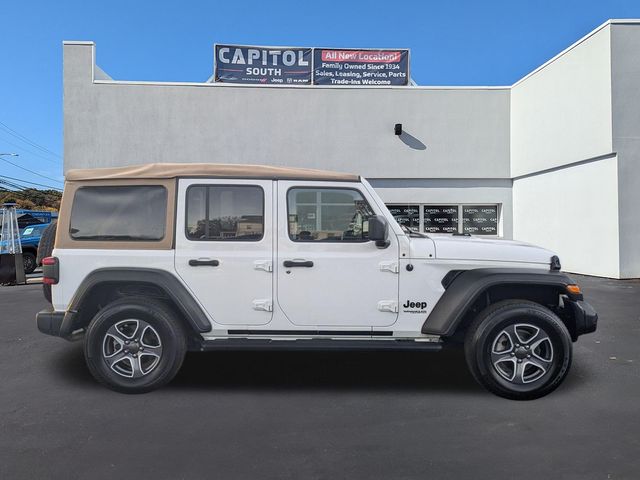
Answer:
[
  {"xmin": 565, "ymin": 299, "xmax": 598, "ymax": 340},
  {"xmin": 36, "ymin": 308, "xmax": 79, "ymax": 340}
]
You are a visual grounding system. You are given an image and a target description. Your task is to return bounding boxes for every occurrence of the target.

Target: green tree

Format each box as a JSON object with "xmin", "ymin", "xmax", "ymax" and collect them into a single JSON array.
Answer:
[{"xmin": 0, "ymin": 188, "xmax": 62, "ymax": 210}]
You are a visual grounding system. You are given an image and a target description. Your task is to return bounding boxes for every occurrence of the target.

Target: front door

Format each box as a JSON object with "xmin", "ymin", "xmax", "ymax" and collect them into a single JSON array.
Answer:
[
  {"xmin": 175, "ymin": 179, "xmax": 273, "ymax": 326},
  {"xmin": 276, "ymin": 182, "xmax": 399, "ymax": 328}
]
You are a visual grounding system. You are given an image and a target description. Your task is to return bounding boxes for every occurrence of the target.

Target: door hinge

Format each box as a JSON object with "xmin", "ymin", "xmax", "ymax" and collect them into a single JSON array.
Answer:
[
  {"xmin": 379, "ymin": 261, "xmax": 399, "ymax": 274},
  {"xmin": 253, "ymin": 260, "xmax": 273, "ymax": 272},
  {"xmin": 252, "ymin": 299, "xmax": 273, "ymax": 312},
  {"xmin": 377, "ymin": 300, "xmax": 398, "ymax": 313}
]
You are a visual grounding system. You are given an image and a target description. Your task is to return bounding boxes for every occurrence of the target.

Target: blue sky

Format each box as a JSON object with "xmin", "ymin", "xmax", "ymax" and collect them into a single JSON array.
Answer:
[{"xmin": 1, "ymin": 0, "xmax": 639, "ymax": 189}]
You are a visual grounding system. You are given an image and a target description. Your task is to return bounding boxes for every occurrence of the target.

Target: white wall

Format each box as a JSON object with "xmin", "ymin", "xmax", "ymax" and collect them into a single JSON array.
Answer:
[
  {"xmin": 509, "ymin": 22, "xmax": 628, "ymax": 277},
  {"xmin": 63, "ymin": 43, "xmax": 511, "ymax": 181},
  {"xmin": 611, "ymin": 23, "xmax": 640, "ymax": 278},
  {"xmin": 513, "ymin": 156, "xmax": 619, "ymax": 278},
  {"xmin": 511, "ymin": 25, "xmax": 613, "ymax": 177}
]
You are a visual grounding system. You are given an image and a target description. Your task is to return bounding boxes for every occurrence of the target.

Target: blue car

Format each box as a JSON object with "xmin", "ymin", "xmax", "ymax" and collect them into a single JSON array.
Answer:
[{"xmin": 0, "ymin": 222, "xmax": 50, "ymax": 274}]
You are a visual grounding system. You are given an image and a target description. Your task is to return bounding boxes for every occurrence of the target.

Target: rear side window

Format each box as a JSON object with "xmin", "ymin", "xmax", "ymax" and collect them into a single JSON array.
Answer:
[
  {"xmin": 70, "ymin": 186, "xmax": 167, "ymax": 241},
  {"xmin": 185, "ymin": 185, "xmax": 264, "ymax": 241}
]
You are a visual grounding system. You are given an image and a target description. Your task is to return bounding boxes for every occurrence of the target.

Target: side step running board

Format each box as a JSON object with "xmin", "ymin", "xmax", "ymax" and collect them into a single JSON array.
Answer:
[{"xmin": 197, "ymin": 338, "xmax": 443, "ymax": 352}]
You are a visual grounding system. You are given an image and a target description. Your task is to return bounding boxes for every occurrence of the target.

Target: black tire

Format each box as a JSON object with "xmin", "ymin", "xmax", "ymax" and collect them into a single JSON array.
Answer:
[
  {"xmin": 36, "ymin": 220, "xmax": 57, "ymax": 264},
  {"xmin": 464, "ymin": 299, "xmax": 572, "ymax": 400},
  {"xmin": 38, "ymin": 221, "xmax": 57, "ymax": 303},
  {"xmin": 84, "ymin": 297, "xmax": 187, "ymax": 394},
  {"xmin": 22, "ymin": 252, "xmax": 37, "ymax": 274}
]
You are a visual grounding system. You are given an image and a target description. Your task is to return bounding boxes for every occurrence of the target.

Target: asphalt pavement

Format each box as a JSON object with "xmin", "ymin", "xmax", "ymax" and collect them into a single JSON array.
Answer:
[{"xmin": 0, "ymin": 275, "xmax": 639, "ymax": 479}]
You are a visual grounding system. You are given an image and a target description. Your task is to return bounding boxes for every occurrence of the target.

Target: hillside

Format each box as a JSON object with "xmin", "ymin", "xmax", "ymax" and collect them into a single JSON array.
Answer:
[{"xmin": 0, "ymin": 188, "xmax": 62, "ymax": 211}]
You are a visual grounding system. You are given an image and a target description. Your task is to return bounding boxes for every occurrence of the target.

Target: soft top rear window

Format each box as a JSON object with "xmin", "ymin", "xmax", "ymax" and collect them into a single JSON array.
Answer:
[{"xmin": 70, "ymin": 185, "xmax": 167, "ymax": 241}]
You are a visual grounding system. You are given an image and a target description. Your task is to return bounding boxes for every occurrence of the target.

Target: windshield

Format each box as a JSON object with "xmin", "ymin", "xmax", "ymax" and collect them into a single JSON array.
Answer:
[{"xmin": 21, "ymin": 226, "xmax": 41, "ymax": 238}]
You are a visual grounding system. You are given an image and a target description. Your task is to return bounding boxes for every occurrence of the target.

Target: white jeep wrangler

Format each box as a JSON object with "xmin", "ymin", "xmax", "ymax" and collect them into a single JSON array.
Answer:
[{"xmin": 37, "ymin": 163, "xmax": 597, "ymax": 399}]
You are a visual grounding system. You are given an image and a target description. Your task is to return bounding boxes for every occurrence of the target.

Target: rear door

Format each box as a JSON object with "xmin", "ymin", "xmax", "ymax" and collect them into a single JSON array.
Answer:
[
  {"xmin": 276, "ymin": 181, "xmax": 399, "ymax": 327},
  {"xmin": 175, "ymin": 179, "xmax": 273, "ymax": 326}
]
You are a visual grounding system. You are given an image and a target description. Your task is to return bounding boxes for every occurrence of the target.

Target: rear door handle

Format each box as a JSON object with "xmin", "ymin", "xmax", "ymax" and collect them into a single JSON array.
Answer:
[
  {"xmin": 189, "ymin": 259, "xmax": 220, "ymax": 267},
  {"xmin": 283, "ymin": 260, "xmax": 314, "ymax": 268}
]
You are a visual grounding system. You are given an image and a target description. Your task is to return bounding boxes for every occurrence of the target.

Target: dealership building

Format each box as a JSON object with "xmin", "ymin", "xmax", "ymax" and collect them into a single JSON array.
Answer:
[{"xmin": 63, "ymin": 20, "xmax": 640, "ymax": 278}]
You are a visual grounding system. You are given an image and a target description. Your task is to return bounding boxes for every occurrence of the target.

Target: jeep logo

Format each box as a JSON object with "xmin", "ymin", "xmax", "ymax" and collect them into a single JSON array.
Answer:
[{"xmin": 403, "ymin": 300, "xmax": 428, "ymax": 312}]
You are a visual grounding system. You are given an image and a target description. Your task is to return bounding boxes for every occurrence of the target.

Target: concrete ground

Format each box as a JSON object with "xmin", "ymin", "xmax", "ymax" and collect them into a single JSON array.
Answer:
[{"xmin": 0, "ymin": 275, "xmax": 638, "ymax": 480}]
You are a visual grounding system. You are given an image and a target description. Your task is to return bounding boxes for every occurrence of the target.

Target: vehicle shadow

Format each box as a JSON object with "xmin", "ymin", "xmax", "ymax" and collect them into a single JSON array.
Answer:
[
  {"xmin": 53, "ymin": 344, "xmax": 483, "ymax": 393},
  {"xmin": 52, "ymin": 344, "xmax": 593, "ymax": 395},
  {"xmin": 170, "ymin": 348, "xmax": 482, "ymax": 393}
]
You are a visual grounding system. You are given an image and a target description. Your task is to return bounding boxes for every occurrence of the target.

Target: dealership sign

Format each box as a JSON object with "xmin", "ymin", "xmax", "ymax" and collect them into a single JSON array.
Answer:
[
  {"xmin": 214, "ymin": 44, "xmax": 410, "ymax": 86},
  {"xmin": 215, "ymin": 45, "xmax": 312, "ymax": 85},
  {"xmin": 313, "ymin": 48, "xmax": 409, "ymax": 86}
]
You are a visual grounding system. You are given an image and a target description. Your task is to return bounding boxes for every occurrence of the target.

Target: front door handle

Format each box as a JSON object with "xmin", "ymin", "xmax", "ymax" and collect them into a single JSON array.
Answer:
[
  {"xmin": 283, "ymin": 260, "xmax": 314, "ymax": 268},
  {"xmin": 189, "ymin": 259, "xmax": 220, "ymax": 267}
]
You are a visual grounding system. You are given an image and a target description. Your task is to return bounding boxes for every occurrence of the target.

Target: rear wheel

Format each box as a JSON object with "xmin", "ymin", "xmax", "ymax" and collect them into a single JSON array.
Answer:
[
  {"xmin": 36, "ymin": 221, "xmax": 57, "ymax": 264},
  {"xmin": 22, "ymin": 252, "xmax": 37, "ymax": 274},
  {"xmin": 38, "ymin": 221, "xmax": 57, "ymax": 303},
  {"xmin": 464, "ymin": 300, "xmax": 572, "ymax": 400},
  {"xmin": 84, "ymin": 297, "xmax": 187, "ymax": 393}
]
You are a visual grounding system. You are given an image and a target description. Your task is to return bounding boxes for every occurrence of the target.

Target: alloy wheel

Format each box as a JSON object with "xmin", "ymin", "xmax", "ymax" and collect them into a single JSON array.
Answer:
[
  {"xmin": 490, "ymin": 323, "xmax": 554, "ymax": 385},
  {"xmin": 102, "ymin": 319, "xmax": 163, "ymax": 378}
]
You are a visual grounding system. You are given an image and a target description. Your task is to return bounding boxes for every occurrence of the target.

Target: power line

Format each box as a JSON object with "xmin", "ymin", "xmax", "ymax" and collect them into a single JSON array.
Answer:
[
  {"xmin": 0, "ymin": 174, "xmax": 63, "ymax": 191},
  {"xmin": 0, "ymin": 178, "xmax": 29, "ymax": 192},
  {"xmin": 0, "ymin": 179, "xmax": 62, "ymax": 204},
  {"xmin": 0, "ymin": 177, "xmax": 62, "ymax": 205},
  {"xmin": 0, "ymin": 156, "xmax": 64, "ymax": 185},
  {"xmin": 0, "ymin": 179, "xmax": 32, "ymax": 198},
  {"xmin": 0, "ymin": 177, "xmax": 45, "ymax": 203},
  {"xmin": 0, "ymin": 133, "xmax": 61, "ymax": 165},
  {"xmin": 0, "ymin": 120, "xmax": 62, "ymax": 159},
  {"xmin": 0, "ymin": 175, "xmax": 46, "ymax": 192}
]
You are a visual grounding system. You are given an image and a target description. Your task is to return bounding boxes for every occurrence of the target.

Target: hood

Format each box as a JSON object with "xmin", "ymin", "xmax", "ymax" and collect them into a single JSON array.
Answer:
[{"xmin": 427, "ymin": 235, "xmax": 556, "ymax": 266}]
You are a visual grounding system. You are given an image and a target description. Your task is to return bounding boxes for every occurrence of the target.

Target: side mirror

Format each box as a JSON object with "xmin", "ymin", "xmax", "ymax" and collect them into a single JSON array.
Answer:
[{"xmin": 368, "ymin": 215, "xmax": 390, "ymax": 248}]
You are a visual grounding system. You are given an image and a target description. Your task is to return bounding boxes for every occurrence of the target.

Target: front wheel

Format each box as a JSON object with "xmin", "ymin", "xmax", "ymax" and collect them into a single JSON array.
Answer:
[
  {"xmin": 84, "ymin": 297, "xmax": 187, "ymax": 393},
  {"xmin": 464, "ymin": 300, "xmax": 572, "ymax": 400}
]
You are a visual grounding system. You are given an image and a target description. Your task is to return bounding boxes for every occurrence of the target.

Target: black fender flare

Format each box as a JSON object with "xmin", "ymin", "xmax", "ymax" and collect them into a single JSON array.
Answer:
[
  {"xmin": 422, "ymin": 268, "xmax": 579, "ymax": 336},
  {"xmin": 60, "ymin": 267, "xmax": 212, "ymax": 337}
]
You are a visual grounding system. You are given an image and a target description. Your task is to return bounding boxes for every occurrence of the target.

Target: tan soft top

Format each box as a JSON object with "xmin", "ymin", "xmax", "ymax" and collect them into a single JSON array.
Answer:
[{"xmin": 66, "ymin": 163, "xmax": 359, "ymax": 182}]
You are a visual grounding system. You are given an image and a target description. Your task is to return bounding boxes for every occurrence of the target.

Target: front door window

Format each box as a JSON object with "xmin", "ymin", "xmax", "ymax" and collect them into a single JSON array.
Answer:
[{"xmin": 287, "ymin": 188, "xmax": 374, "ymax": 242}]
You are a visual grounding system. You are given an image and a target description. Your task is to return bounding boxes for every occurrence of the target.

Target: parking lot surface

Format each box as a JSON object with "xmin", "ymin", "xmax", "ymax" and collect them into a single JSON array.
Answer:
[{"xmin": 1, "ymin": 275, "xmax": 639, "ymax": 479}]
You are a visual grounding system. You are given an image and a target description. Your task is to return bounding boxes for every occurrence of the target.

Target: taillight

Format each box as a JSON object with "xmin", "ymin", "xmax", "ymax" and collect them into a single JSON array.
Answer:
[{"xmin": 42, "ymin": 256, "xmax": 59, "ymax": 285}]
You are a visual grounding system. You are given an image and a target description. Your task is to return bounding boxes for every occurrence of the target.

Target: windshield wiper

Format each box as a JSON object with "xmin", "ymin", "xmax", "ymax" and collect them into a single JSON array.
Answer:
[{"xmin": 401, "ymin": 225, "xmax": 427, "ymax": 238}]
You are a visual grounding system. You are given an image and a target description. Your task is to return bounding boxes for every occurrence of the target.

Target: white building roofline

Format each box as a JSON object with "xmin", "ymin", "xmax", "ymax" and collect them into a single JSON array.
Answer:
[
  {"xmin": 62, "ymin": 40, "xmax": 95, "ymax": 46},
  {"xmin": 64, "ymin": 18, "xmax": 640, "ymax": 90},
  {"xmin": 91, "ymin": 79, "xmax": 510, "ymax": 90},
  {"xmin": 512, "ymin": 19, "xmax": 640, "ymax": 87}
]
